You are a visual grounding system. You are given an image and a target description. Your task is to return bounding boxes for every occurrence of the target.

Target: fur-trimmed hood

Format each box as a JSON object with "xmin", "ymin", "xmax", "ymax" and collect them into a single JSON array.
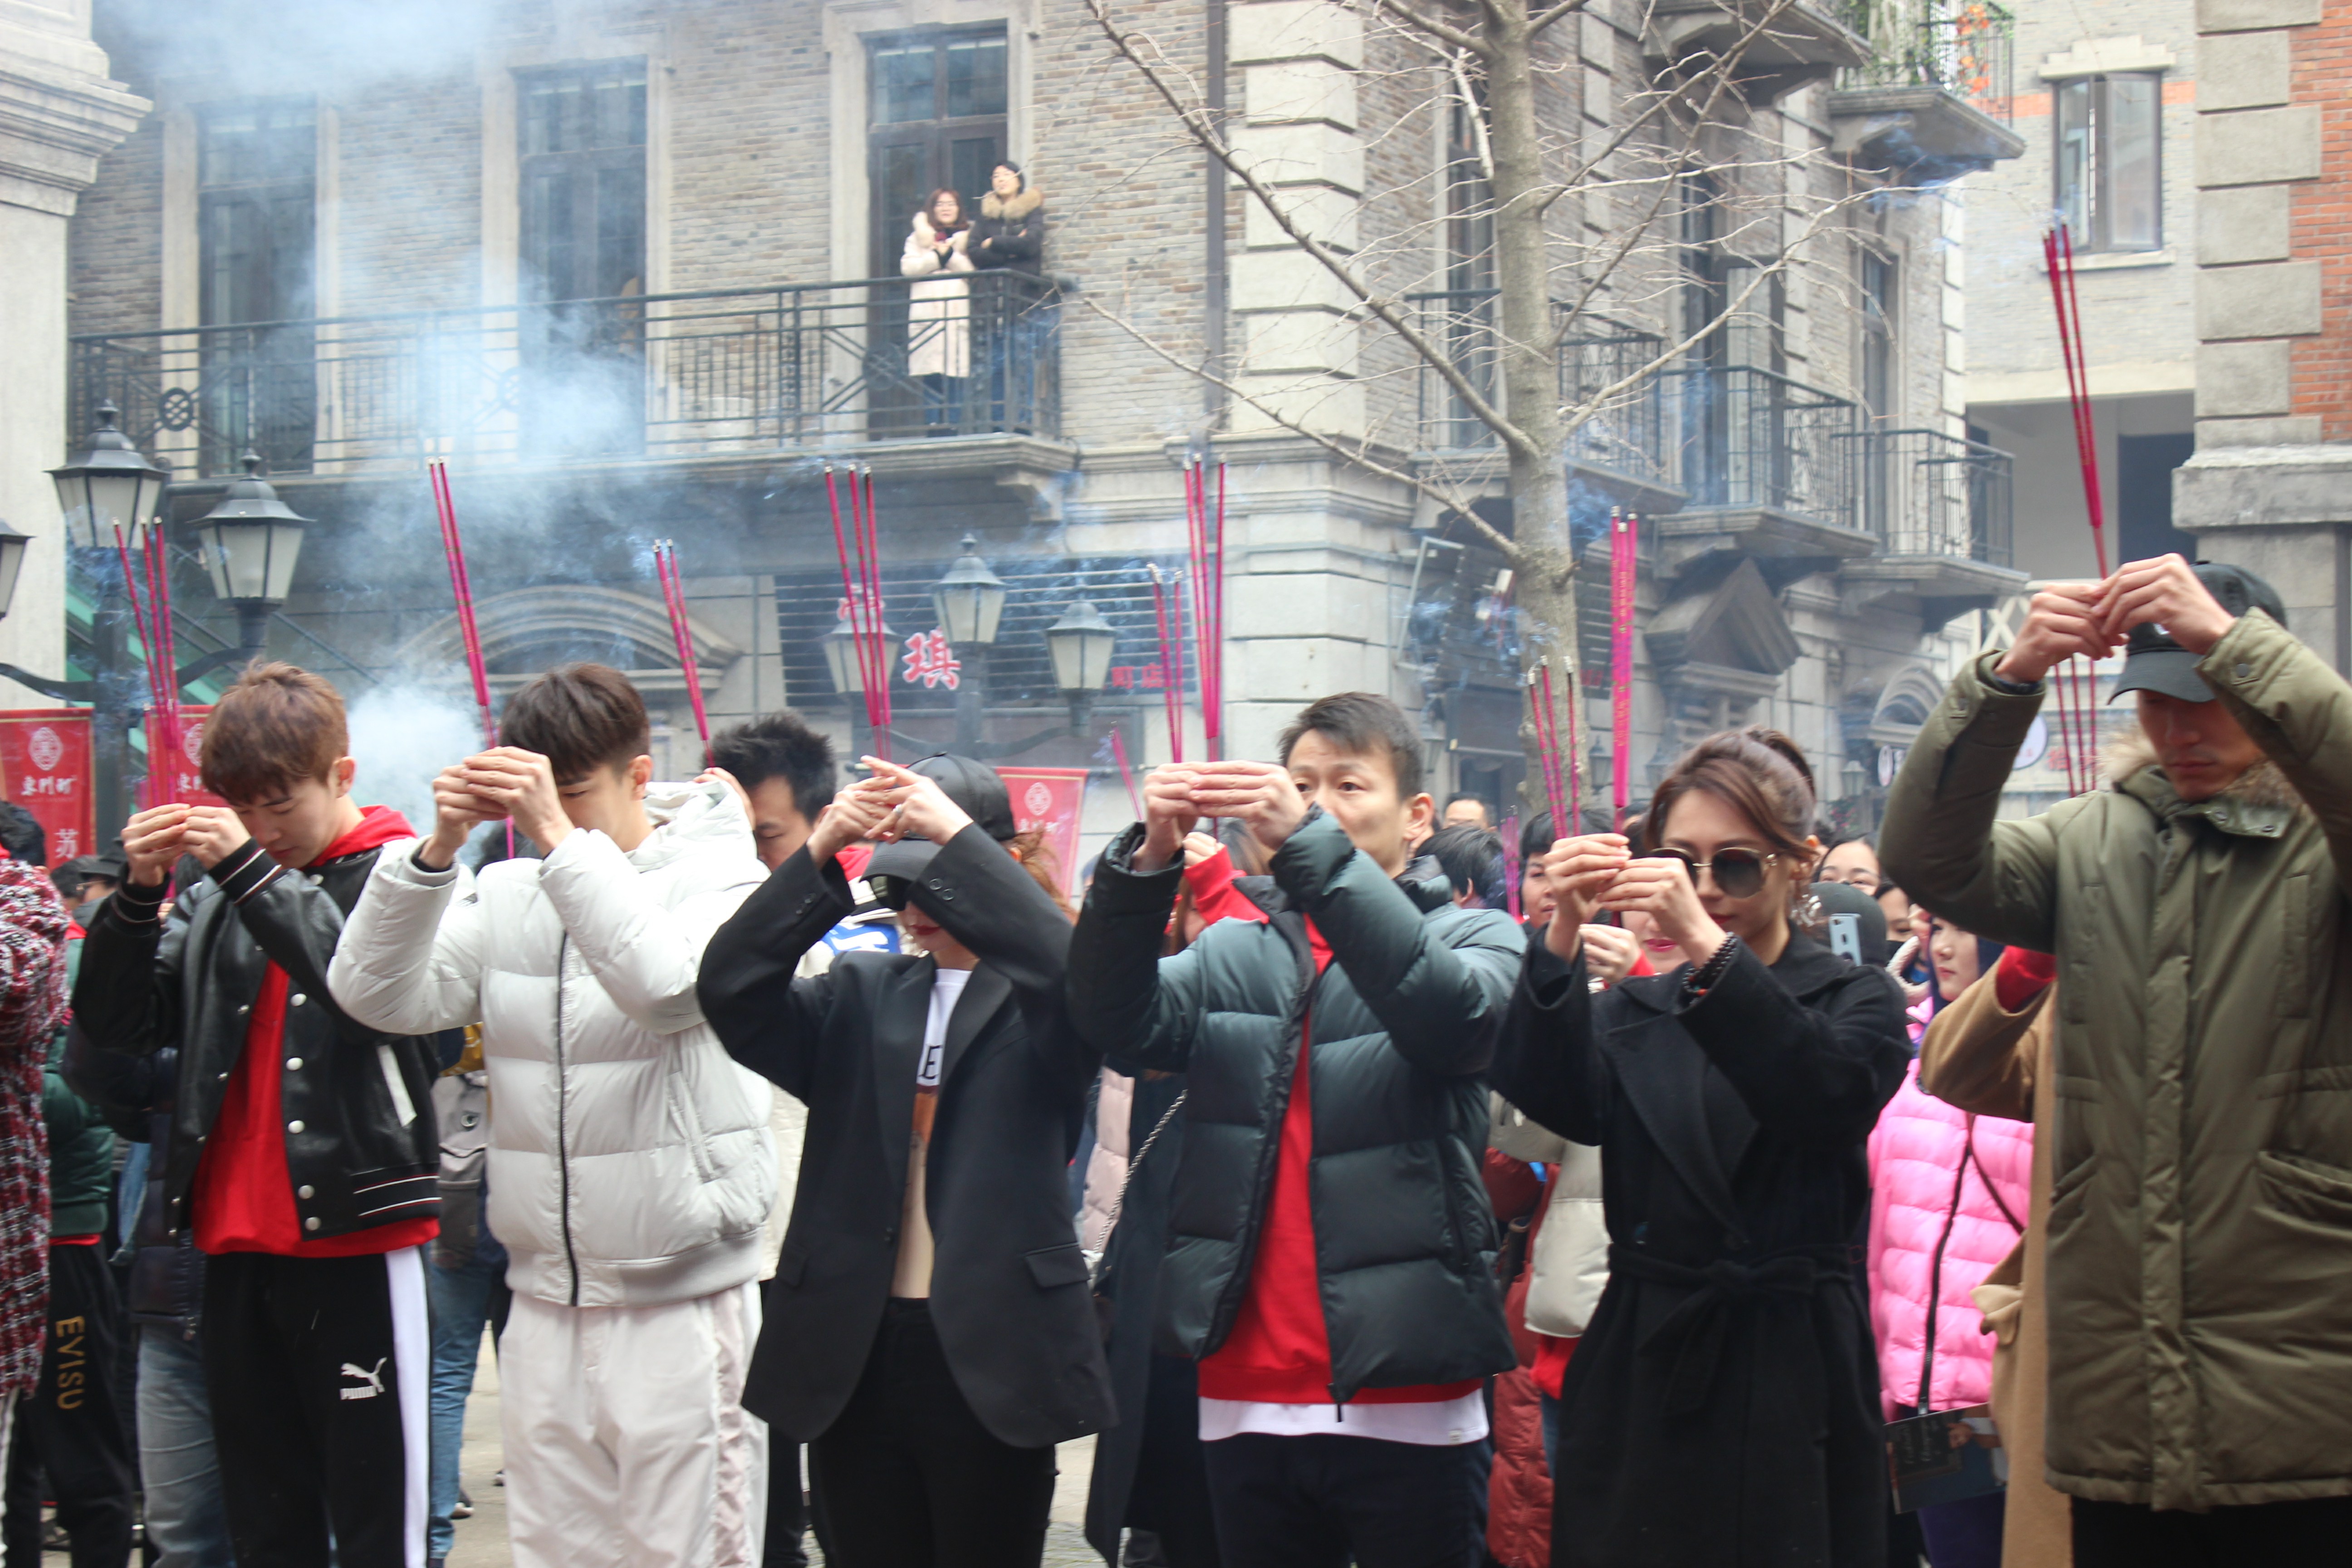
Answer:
[
  {"xmin": 2103, "ymin": 728, "xmax": 2304, "ymax": 814},
  {"xmin": 982, "ymin": 186, "xmax": 1044, "ymax": 221}
]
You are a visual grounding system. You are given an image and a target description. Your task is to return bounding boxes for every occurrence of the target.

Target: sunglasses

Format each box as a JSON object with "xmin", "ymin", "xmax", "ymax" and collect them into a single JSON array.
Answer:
[{"xmin": 1649, "ymin": 847, "xmax": 1778, "ymax": 900}]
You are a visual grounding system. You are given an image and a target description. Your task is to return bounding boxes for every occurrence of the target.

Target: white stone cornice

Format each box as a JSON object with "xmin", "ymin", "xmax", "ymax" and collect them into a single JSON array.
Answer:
[{"xmin": 0, "ymin": 61, "xmax": 149, "ymax": 216}]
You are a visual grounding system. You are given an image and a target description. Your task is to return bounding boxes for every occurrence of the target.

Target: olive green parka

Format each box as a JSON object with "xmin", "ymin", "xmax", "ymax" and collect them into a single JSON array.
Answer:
[{"xmin": 1881, "ymin": 608, "xmax": 2352, "ymax": 1511}]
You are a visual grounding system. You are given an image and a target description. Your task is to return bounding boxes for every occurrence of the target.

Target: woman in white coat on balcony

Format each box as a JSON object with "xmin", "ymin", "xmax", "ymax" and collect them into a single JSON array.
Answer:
[{"xmin": 902, "ymin": 187, "xmax": 974, "ymax": 433}]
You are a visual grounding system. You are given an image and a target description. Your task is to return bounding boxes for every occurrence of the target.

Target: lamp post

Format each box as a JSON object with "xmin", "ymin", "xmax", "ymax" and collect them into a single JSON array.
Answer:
[
  {"xmin": 1044, "ymin": 600, "xmax": 1116, "ymax": 728},
  {"xmin": 2, "ymin": 415, "xmax": 313, "ymax": 835},
  {"xmin": 822, "ymin": 609, "xmax": 894, "ymax": 757},
  {"xmin": 933, "ymin": 536, "xmax": 1007, "ymax": 753},
  {"xmin": 187, "ymin": 453, "xmax": 313, "ymax": 659}
]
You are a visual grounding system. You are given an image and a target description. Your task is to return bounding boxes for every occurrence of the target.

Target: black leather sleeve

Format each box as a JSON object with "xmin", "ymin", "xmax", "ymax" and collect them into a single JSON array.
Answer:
[{"xmin": 73, "ymin": 879, "xmax": 184, "ymax": 1064}]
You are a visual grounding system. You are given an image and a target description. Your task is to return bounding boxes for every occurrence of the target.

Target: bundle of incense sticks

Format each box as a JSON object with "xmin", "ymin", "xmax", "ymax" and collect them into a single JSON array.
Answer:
[
  {"xmin": 1148, "ymin": 564, "xmax": 1186, "ymax": 765},
  {"xmin": 1501, "ymin": 810, "xmax": 1522, "ymax": 921},
  {"xmin": 1184, "ymin": 460, "xmax": 1228, "ymax": 760},
  {"xmin": 1528, "ymin": 660, "xmax": 1569, "ymax": 841},
  {"xmin": 1107, "ymin": 726, "xmax": 1143, "ymax": 818},
  {"xmin": 824, "ymin": 464, "xmax": 892, "ymax": 761},
  {"xmin": 427, "ymin": 461, "xmax": 496, "ymax": 748},
  {"xmin": 2042, "ymin": 226, "xmax": 2109, "ymax": 795},
  {"xmin": 1608, "ymin": 511, "xmax": 1640, "ymax": 821},
  {"xmin": 652, "ymin": 540, "xmax": 710, "ymax": 759},
  {"xmin": 114, "ymin": 524, "xmax": 176, "ymax": 809}
]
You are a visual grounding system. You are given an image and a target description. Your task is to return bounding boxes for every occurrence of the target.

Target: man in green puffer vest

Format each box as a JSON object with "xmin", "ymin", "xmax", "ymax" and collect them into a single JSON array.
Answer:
[{"xmin": 1882, "ymin": 555, "xmax": 2352, "ymax": 1563}]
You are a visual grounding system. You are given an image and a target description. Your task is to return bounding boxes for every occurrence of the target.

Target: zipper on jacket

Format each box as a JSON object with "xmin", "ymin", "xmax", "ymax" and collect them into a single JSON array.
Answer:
[
  {"xmin": 1205, "ymin": 914, "xmax": 1323, "ymax": 1358},
  {"xmin": 555, "ymin": 932, "xmax": 580, "ymax": 1307}
]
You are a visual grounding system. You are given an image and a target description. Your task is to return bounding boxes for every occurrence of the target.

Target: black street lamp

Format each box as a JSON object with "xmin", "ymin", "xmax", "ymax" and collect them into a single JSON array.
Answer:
[
  {"xmin": 1, "ymin": 415, "xmax": 310, "ymax": 834},
  {"xmin": 49, "ymin": 401, "xmax": 169, "ymax": 549},
  {"xmin": 188, "ymin": 453, "xmax": 313, "ymax": 658},
  {"xmin": 821, "ymin": 608, "xmax": 895, "ymax": 756},
  {"xmin": 934, "ymin": 537, "xmax": 1008, "ymax": 753},
  {"xmin": 1043, "ymin": 600, "xmax": 1117, "ymax": 727}
]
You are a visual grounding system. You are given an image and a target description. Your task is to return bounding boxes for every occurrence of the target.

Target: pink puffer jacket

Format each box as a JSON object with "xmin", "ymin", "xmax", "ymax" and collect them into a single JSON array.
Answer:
[{"xmin": 1866, "ymin": 1059, "xmax": 2033, "ymax": 1421}]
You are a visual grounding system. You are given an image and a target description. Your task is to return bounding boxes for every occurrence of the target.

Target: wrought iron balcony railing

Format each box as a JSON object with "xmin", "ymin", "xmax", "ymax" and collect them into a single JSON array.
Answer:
[
  {"xmin": 1407, "ymin": 291, "xmax": 1668, "ymax": 480},
  {"xmin": 1659, "ymin": 363, "xmax": 1860, "ymax": 522},
  {"xmin": 69, "ymin": 272, "xmax": 1062, "ymax": 479},
  {"xmin": 1838, "ymin": 426, "xmax": 2014, "ymax": 568},
  {"xmin": 1842, "ymin": 0, "xmax": 2014, "ymax": 120}
]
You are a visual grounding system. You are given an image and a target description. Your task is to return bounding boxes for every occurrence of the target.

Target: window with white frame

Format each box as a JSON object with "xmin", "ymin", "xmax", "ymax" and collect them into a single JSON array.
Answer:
[{"xmin": 2054, "ymin": 73, "xmax": 2161, "ymax": 254}]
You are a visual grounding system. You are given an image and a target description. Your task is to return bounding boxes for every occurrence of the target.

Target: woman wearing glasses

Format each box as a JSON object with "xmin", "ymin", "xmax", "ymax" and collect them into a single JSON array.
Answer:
[{"xmin": 1494, "ymin": 726, "xmax": 1910, "ymax": 1568}]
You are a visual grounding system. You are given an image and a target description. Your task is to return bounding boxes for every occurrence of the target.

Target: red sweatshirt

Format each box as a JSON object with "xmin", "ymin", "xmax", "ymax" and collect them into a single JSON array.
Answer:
[
  {"xmin": 193, "ymin": 806, "xmax": 437, "ymax": 1257},
  {"xmin": 1198, "ymin": 917, "xmax": 1481, "ymax": 1408}
]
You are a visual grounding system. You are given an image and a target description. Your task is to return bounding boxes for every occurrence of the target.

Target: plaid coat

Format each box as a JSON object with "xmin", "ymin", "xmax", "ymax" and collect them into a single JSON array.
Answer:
[{"xmin": 0, "ymin": 858, "xmax": 70, "ymax": 1401}]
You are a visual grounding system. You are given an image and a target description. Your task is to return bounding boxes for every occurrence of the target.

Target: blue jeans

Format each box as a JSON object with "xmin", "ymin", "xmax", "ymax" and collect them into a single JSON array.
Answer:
[
  {"xmin": 426, "ymin": 1248, "xmax": 510, "ymax": 1560},
  {"xmin": 138, "ymin": 1325, "xmax": 236, "ymax": 1568}
]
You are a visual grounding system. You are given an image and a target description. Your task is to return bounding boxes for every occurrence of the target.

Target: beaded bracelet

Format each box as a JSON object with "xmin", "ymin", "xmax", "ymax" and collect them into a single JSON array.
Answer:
[{"xmin": 1683, "ymin": 932, "xmax": 1740, "ymax": 999}]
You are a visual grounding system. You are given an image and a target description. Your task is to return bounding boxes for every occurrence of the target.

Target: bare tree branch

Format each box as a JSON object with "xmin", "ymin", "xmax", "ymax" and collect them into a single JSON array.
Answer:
[
  {"xmin": 1525, "ymin": 0, "xmax": 1595, "ymax": 37},
  {"xmin": 1076, "ymin": 296, "xmax": 1520, "ymax": 558},
  {"xmin": 1083, "ymin": 0, "xmax": 1542, "ymax": 464},
  {"xmin": 1370, "ymin": 0, "xmax": 1491, "ymax": 57}
]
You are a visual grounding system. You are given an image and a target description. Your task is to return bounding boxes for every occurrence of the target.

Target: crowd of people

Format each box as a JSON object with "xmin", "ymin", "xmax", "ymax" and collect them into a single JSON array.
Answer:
[{"xmin": 0, "ymin": 549, "xmax": 2339, "ymax": 1568}]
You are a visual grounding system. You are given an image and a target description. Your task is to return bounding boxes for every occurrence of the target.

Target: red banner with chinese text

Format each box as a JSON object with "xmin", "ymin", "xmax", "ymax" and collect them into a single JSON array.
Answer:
[
  {"xmin": 146, "ymin": 706, "xmax": 229, "ymax": 811},
  {"xmin": 0, "ymin": 711, "xmax": 94, "ymax": 867},
  {"xmin": 995, "ymin": 766, "xmax": 1089, "ymax": 897}
]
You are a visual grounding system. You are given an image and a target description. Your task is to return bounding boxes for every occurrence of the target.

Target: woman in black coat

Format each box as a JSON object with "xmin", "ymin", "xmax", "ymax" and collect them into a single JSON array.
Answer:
[
  {"xmin": 697, "ymin": 754, "xmax": 1112, "ymax": 1568},
  {"xmin": 1492, "ymin": 728, "xmax": 1908, "ymax": 1568}
]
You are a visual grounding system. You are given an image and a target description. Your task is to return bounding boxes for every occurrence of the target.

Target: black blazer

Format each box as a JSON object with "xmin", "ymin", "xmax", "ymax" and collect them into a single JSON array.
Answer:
[{"xmin": 697, "ymin": 825, "xmax": 1112, "ymax": 1449}]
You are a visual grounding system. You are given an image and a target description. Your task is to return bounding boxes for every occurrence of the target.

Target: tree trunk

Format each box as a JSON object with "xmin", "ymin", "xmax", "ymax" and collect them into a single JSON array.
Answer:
[{"xmin": 1484, "ymin": 1, "xmax": 1581, "ymax": 826}]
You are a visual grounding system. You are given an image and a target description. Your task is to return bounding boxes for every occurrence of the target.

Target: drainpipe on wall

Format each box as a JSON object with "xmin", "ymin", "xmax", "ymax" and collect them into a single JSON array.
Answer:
[{"xmin": 1205, "ymin": 0, "xmax": 1227, "ymax": 423}]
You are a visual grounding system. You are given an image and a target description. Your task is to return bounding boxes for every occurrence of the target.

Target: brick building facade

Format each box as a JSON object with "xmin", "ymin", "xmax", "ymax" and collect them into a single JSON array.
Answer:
[{"xmin": 55, "ymin": 0, "xmax": 2027, "ymax": 850}]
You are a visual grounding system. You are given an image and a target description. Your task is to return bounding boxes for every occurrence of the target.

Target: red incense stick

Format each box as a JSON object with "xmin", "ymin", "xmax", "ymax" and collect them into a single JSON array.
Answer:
[
  {"xmin": 427, "ymin": 461, "xmax": 496, "ymax": 747},
  {"xmin": 1148, "ymin": 564, "xmax": 1185, "ymax": 765},
  {"xmin": 1609, "ymin": 512, "xmax": 1638, "ymax": 821},
  {"xmin": 856, "ymin": 468, "xmax": 892, "ymax": 757},
  {"xmin": 1108, "ymin": 726, "xmax": 1143, "ymax": 818},
  {"xmin": 2056, "ymin": 228, "xmax": 2109, "ymax": 577},
  {"xmin": 1502, "ymin": 811, "xmax": 1522, "ymax": 921},
  {"xmin": 1529, "ymin": 662, "xmax": 1568, "ymax": 838},
  {"xmin": 653, "ymin": 541, "xmax": 710, "ymax": 758},
  {"xmin": 143, "ymin": 526, "xmax": 183, "ymax": 807}
]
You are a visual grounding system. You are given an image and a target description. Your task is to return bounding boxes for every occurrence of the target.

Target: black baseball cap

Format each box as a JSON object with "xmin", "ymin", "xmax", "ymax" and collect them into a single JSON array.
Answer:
[
  {"xmin": 2109, "ymin": 562, "xmax": 2288, "ymax": 705},
  {"xmin": 864, "ymin": 753, "xmax": 1018, "ymax": 909}
]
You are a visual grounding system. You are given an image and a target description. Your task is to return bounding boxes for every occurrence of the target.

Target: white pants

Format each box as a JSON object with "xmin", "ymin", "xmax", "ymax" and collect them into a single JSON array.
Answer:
[{"xmin": 501, "ymin": 1281, "xmax": 766, "ymax": 1568}]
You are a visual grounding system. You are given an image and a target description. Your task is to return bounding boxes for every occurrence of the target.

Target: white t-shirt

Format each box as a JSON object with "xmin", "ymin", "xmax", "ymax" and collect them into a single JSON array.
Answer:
[
  {"xmin": 1198, "ymin": 1391, "xmax": 1490, "ymax": 1447},
  {"xmin": 890, "ymin": 966, "xmax": 972, "ymax": 1298}
]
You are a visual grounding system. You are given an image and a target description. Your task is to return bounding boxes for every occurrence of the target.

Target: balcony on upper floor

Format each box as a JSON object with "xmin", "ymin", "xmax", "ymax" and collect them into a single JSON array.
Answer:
[
  {"xmin": 1835, "ymin": 426, "xmax": 2025, "ymax": 621},
  {"xmin": 1651, "ymin": 363, "xmax": 1878, "ymax": 583},
  {"xmin": 67, "ymin": 272, "xmax": 1067, "ymax": 488},
  {"xmin": 1408, "ymin": 291, "xmax": 1681, "ymax": 514},
  {"xmin": 1830, "ymin": 1, "xmax": 2025, "ymax": 181},
  {"xmin": 1643, "ymin": 0, "xmax": 1872, "ymax": 101}
]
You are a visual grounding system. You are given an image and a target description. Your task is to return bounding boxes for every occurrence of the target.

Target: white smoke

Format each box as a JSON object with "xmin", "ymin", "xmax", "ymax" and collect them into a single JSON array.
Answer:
[{"xmin": 346, "ymin": 685, "xmax": 485, "ymax": 833}]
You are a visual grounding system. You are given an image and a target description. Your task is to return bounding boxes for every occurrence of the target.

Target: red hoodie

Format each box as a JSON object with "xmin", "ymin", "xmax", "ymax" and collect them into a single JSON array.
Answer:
[
  {"xmin": 192, "ymin": 806, "xmax": 436, "ymax": 1257},
  {"xmin": 1197, "ymin": 917, "xmax": 1482, "ymax": 1409}
]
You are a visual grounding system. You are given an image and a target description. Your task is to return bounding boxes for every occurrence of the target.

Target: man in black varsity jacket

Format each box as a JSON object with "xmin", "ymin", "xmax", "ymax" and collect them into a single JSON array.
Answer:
[{"xmin": 74, "ymin": 664, "xmax": 441, "ymax": 1568}]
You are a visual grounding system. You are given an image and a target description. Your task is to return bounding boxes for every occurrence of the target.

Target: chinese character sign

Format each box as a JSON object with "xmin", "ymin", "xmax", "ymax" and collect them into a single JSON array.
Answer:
[
  {"xmin": 150, "ymin": 708, "xmax": 230, "ymax": 811},
  {"xmin": 902, "ymin": 630, "xmax": 961, "ymax": 690},
  {"xmin": 0, "ymin": 711, "xmax": 93, "ymax": 868},
  {"xmin": 995, "ymin": 767, "xmax": 1088, "ymax": 897}
]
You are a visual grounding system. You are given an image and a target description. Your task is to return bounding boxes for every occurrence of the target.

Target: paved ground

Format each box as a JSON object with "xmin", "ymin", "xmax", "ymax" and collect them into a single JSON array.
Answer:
[{"xmin": 442, "ymin": 1340, "xmax": 1106, "ymax": 1567}]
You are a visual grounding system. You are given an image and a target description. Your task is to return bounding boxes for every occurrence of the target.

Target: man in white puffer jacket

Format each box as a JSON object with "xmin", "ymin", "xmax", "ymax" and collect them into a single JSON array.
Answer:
[{"xmin": 328, "ymin": 664, "xmax": 774, "ymax": 1568}]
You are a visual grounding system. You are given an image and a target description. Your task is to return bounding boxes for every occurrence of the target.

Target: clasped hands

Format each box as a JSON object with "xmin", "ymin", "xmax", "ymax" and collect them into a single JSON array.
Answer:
[
  {"xmin": 122, "ymin": 803, "xmax": 251, "ymax": 887},
  {"xmin": 1995, "ymin": 553, "xmax": 2235, "ymax": 686},
  {"xmin": 1133, "ymin": 762, "xmax": 1304, "ymax": 874},
  {"xmin": 804, "ymin": 758, "xmax": 975, "ymax": 864},
  {"xmin": 1536, "ymin": 833, "xmax": 1728, "ymax": 972}
]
